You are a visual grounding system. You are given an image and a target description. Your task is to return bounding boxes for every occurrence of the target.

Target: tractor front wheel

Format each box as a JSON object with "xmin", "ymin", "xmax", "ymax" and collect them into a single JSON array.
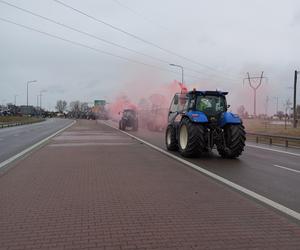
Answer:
[
  {"xmin": 119, "ymin": 120, "xmax": 126, "ymax": 131},
  {"xmin": 165, "ymin": 125, "xmax": 178, "ymax": 151},
  {"xmin": 217, "ymin": 124, "xmax": 246, "ymax": 158},
  {"xmin": 178, "ymin": 118, "xmax": 206, "ymax": 157}
]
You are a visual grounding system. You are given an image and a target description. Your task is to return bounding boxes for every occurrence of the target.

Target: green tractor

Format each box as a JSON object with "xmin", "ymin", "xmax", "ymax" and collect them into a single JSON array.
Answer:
[{"xmin": 165, "ymin": 90, "xmax": 246, "ymax": 158}]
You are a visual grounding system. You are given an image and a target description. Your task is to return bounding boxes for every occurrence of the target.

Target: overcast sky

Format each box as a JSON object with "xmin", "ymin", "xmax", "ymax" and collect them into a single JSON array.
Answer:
[{"xmin": 0, "ymin": 0, "xmax": 300, "ymax": 114}]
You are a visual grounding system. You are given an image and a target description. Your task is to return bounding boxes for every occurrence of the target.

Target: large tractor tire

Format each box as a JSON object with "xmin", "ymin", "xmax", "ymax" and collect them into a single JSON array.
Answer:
[
  {"xmin": 178, "ymin": 118, "xmax": 206, "ymax": 157},
  {"xmin": 119, "ymin": 120, "xmax": 126, "ymax": 131},
  {"xmin": 217, "ymin": 124, "xmax": 246, "ymax": 158},
  {"xmin": 165, "ymin": 125, "xmax": 178, "ymax": 151}
]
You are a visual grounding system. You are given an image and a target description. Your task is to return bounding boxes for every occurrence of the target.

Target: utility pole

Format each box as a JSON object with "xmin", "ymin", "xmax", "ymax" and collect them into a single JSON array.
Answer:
[
  {"xmin": 243, "ymin": 72, "xmax": 267, "ymax": 117},
  {"xmin": 39, "ymin": 90, "xmax": 47, "ymax": 114},
  {"xmin": 265, "ymin": 96, "xmax": 269, "ymax": 117},
  {"xmin": 285, "ymin": 99, "xmax": 292, "ymax": 129},
  {"xmin": 293, "ymin": 70, "xmax": 298, "ymax": 128},
  {"xmin": 36, "ymin": 95, "xmax": 39, "ymax": 108}
]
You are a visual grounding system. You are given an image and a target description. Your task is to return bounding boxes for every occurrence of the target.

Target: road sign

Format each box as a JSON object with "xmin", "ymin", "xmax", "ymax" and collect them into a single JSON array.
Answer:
[{"xmin": 94, "ymin": 100, "xmax": 106, "ymax": 106}]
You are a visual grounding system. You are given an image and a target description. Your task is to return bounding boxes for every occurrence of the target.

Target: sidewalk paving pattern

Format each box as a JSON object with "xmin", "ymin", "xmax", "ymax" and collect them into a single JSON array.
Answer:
[{"xmin": 0, "ymin": 120, "xmax": 300, "ymax": 250}]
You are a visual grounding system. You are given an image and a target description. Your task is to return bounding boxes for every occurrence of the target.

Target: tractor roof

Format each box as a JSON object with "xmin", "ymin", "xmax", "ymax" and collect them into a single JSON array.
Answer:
[
  {"xmin": 123, "ymin": 109, "xmax": 136, "ymax": 112},
  {"xmin": 187, "ymin": 90, "xmax": 228, "ymax": 96}
]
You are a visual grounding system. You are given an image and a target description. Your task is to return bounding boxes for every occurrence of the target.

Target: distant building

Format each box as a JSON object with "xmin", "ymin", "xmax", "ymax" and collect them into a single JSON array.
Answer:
[{"xmin": 19, "ymin": 105, "xmax": 37, "ymax": 116}]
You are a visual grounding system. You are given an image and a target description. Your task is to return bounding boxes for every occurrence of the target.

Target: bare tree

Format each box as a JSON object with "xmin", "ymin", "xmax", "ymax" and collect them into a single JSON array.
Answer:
[
  {"xmin": 70, "ymin": 101, "xmax": 80, "ymax": 112},
  {"xmin": 55, "ymin": 100, "xmax": 67, "ymax": 113},
  {"xmin": 80, "ymin": 102, "xmax": 89, "ymax": 112}
]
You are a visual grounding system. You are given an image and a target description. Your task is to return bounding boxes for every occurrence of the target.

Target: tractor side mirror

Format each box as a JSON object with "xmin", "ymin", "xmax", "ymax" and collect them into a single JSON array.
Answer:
[{"xmin": 227, "ymin": 104, "xmax": 231, "ymax": 109}]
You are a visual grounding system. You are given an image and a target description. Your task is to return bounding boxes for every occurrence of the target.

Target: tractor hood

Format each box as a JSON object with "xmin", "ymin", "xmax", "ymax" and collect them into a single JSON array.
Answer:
[{"xmin": 185, "ymin": 111, "xmax": 209, "ymax": 123}]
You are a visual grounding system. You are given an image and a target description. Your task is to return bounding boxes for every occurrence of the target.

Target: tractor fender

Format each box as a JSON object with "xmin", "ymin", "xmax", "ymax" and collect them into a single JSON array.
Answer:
[
  {"xmin": 183, "ymin": 111, "xmax": 208, "ymax": 123},
  {"xmin": 219, "ymin": 112, "xmax": 242, "ymax": 127}
]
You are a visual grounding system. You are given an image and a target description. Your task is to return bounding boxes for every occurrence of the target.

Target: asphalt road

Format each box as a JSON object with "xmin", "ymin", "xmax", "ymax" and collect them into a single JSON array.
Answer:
[
  {"xmin": 108, "ymin": 122, "xmax": 300, "ymax": 214},
  {"xmin": 0, "ymin": 118, "xmax": 73, "ymax": 163}
]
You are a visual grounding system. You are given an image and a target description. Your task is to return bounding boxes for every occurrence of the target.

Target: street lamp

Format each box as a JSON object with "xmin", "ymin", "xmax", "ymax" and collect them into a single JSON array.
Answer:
[
  {"xmin": 272, "ymin": 96, "xmax": 279, "ymax": 115},
  {"xmin": 14, "ymin": 95, "xmax": 18, "ymax": 106},
  {"xmin": 170, "ymin": 63, "xmax": 184, "ymax": 85},
  {"xmin": 39, "ymin": 90, "xmax": 47, "ymax": 110},
  {"xmin": 26, "ymin": 80, "xmax": 37, "ymax": 106}
]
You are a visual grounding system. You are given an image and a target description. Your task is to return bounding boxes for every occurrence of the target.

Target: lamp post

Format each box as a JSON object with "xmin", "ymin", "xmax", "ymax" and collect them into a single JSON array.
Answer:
[
  {"xmin": 39, "ymin": 90, "xmax": 47, "ymax": 111},
  {"xmin": 14, "ymin": 95, "xmax": 18, "ymax": 106},
  {"xmin": 170, "ymin": 63, "xmax": 184, "ymax": 85},
  {"xmin": 26, "ymin": 80, "xmax": 37, "ymax": 106}
]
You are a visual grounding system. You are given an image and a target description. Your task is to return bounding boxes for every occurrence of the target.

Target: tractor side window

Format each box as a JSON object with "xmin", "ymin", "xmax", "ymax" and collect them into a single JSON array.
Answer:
[
  {"xmin": 169, "ymin": 94, "xmax": 179, "ymax": 113},
  {"xmin": 178, "ymin": 94, "xmax": 188, "ymax": 112}
]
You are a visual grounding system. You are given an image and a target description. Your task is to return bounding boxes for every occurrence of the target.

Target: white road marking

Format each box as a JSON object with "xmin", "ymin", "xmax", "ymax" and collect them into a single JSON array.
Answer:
[
  {"xmin": 247, "ymin": 144, "xmax": 300, "ymax": 157},
  {"xmin": 104, "ymin": 121, "xmax": 300, "ymax": 221},
  {"xmin": 273, "ymin": 164, "xmax": 300, "ymax": 174},
  {"xmin": 0, "ymin": 121, "xmax": 76, "ymax": 170}
]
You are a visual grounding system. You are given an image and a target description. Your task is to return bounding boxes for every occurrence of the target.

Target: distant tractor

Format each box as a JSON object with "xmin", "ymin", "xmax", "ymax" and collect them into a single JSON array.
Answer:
[
  {"xmin": 165, "ymin": 90, "xmax": 246, "ymax": 158},
  {"xmin": 119, "ymin": 109, "xmax": 138, "ymax": 131}
]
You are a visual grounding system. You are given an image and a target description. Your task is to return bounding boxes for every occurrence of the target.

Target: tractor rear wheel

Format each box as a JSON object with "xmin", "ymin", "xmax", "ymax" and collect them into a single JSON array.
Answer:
[
  {"xmin": 119, "ymin": 120, "xmax": 126, "ymax": 131},
  {"xmin": 178, "ymin": 118, "xmax": 206, "ymax": 157},
  {"xmin": 217, "ymin": 124, "xmax": 246, "ymax": 158},
  {"xmin": 165, "ymin": 125, "xmax": 178, "ymax": 151}
]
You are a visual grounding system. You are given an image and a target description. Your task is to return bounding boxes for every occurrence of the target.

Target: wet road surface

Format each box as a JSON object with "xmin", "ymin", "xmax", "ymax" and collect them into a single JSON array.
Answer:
[
  {"xmin": 0, "ymin": 119, "xmax": 299, "ymax": 249},
  {"xmin": 109, "ymin": 121, "xmax": 300, "ymax": 214},
  {"xmin": 0, "ymin": 118, "xmax": 74, "ymax": 163}
]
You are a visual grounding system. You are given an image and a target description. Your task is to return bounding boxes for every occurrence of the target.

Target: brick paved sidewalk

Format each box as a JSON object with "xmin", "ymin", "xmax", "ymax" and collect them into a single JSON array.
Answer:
[{"xmin": 0, "ymin": 120, "xmax": 299, "ymax": 250}]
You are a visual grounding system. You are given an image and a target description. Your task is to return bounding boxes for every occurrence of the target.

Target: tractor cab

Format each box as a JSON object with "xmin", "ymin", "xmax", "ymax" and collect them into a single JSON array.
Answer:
[{"xmin": 168, "ymin": 90, "xmax": 228, "ymax": 125}]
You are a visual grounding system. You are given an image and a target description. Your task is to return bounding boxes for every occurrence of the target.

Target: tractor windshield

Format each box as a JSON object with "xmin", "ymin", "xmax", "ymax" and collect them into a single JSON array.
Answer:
[
  {"xmin": 195, "ymin": 95, "xmax": 226, "ymax": 115},
  {"xmin": 124, "ymin": 110, "xmax": 136, "ymax": 117}
]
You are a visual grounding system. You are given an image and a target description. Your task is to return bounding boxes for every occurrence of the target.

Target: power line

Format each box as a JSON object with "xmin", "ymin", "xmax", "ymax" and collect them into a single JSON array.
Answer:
[
  {"xmin": 111, "ymin": 0, "xmax": 170, "ymax": 32},
  {"xmin": 0, "ymin": 17, "xmax": 204, "ymax": 81},
  {"xmin": 0, "ymin": 0, "xmax": 237, "ymax": 83},
  {"xmin": 52, "ymin": 0, "xmax": 239, "ymax": 81},
  {"xmin": 0, "ymin": 0, "xmax": 168, "ymax": 64}
]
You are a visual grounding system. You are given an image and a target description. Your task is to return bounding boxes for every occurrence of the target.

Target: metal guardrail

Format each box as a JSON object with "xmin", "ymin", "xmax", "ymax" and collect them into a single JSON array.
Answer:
[
  {"xmin": 0, "ymin": 119, "xmax": 45, "ymax": 129},
  {"xmin": 247, "ymin": 132, "xmax": 300, "ymax": 148}
]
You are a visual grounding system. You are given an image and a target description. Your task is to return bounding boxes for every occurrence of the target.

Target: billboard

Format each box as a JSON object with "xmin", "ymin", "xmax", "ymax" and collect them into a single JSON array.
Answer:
[{"xmin": 94, "ymin": 100, "xmax": 106, "ymax": 106}]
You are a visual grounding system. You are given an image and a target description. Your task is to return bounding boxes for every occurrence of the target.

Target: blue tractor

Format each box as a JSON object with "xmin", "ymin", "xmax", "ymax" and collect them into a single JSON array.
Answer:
[{"xmin": 165, "ymin": 90, "xmax": 246, "ymax": 158}]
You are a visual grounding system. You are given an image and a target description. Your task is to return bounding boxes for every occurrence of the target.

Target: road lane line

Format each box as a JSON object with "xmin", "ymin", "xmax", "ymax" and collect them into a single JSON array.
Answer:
[
  {"xmin": 246, "ymin": 144, "xmax": 300, "ymax": 157},
  {"xmin": 0, "ymin": 120, "xmax": 76, "ymax": 170},
  {"xmin": 273, "ymin": 164, "xmax": 300, "ymax": 174},
  {"xmin": 103, "ymin": 121, "xmax": 300, "ymax": 221}
]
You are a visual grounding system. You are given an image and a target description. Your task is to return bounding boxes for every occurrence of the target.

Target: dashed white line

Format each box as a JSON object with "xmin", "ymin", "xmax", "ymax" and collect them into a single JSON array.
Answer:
[
  {"xmin": 273, "ymin": 164, "xmax": 300, "ymax": 174},
  {"xmin": 103, "ymin": 121, "xmax": 300, "ymax": 221},
  {"xmin": 247, "ymin": 144, "xmax": 300, "ymax": 157}
]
